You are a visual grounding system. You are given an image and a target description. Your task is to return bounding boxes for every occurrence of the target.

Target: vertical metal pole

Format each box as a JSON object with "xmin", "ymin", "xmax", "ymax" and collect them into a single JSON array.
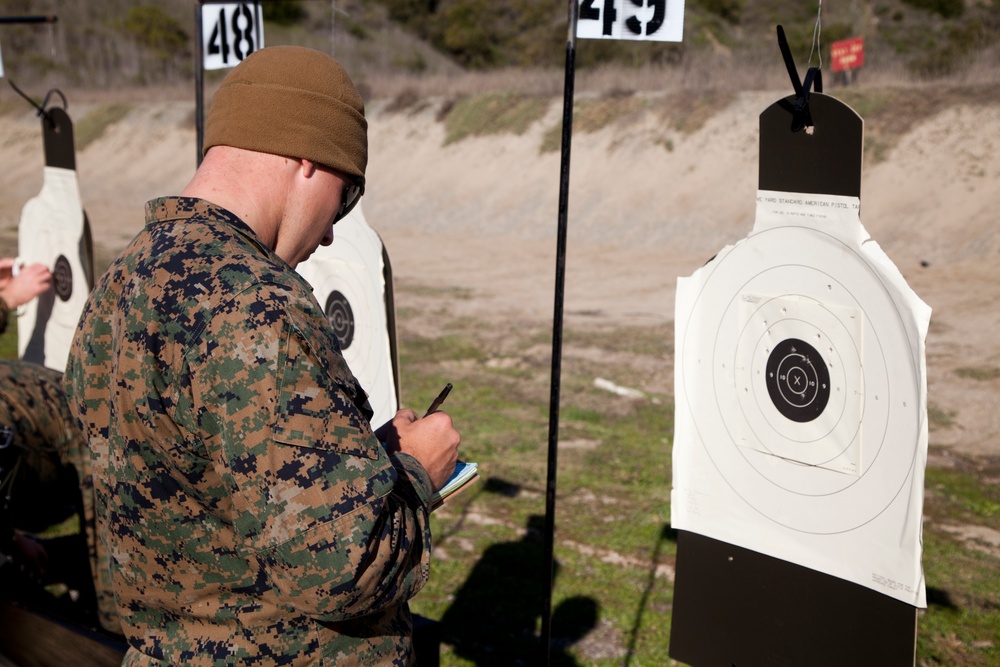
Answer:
[
  {"xmin": 541, "ymin": 1, "xmax": 578, "ymax": 663},
  {"xmin": 330, "ymin": 1, "xmax": 337, "ymax": 56},
  {"xmin": 194, "ymin": 2, "xmax": 205, "ymax": 167}
]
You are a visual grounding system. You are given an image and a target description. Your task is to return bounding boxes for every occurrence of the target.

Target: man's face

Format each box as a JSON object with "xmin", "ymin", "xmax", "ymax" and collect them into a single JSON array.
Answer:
[{"xmin": 281, "ymin": 163, "xmax": 354, "ymax": 267}]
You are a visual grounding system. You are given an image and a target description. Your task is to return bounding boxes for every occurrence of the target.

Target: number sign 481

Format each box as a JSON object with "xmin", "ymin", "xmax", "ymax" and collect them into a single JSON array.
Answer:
[
  {"xmin": 577, "ymin": 0, "xmax": 685, "ymax": 43},
  {"xmin": 202, "ymin": 2, "xmax": 265, "ymax": 70}
]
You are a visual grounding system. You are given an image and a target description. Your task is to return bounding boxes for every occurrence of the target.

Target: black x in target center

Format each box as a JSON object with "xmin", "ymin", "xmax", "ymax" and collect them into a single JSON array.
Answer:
[{"xmin": 765, "ymin": 338, "xmax": 830, "ymax": 423}]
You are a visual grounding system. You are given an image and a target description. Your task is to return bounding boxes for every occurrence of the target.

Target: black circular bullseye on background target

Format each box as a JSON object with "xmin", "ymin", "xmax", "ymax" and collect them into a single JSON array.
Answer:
[
  {"xmin": 53, "ymin": 255, "xmax": 73, "ymax": 302},
  {"xmin": 765, "ymin": 338, "xmax": 830, "ymax": 423},
  {"xmin": 324, "ymin": 290, "xmax": 355, "ymax": 350}
]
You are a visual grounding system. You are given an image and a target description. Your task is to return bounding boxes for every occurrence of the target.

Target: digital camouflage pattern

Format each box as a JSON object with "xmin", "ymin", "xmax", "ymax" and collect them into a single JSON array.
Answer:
[
  {"xmin": 0, "ymin": 359, "xmax": 121, "ymax": 634},
  {"xmin": 65, "ymin": 197, "xmax": 434, "ymax": 666}
]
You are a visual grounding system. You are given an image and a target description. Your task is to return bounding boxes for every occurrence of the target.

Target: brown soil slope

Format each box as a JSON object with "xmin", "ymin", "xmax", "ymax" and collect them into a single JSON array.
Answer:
[{"xmin": 1, "ymin": 87, "xmax": 997, "ymax": 456}]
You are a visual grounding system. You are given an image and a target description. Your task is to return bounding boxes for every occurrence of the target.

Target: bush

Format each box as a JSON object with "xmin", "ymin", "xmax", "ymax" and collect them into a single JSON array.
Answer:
[
  {"xmin": 263, "ymin": 1, "xmax": 307, "ymax": 26},
  {"xmin": 697, "ymin": 0, "xmax": 745, "ymax": 25},
  {"xmin": 901, "ymin": 0, "xmax": 964, "ymax": 19},
  {"xmin": 119, "ymin": 5, "xmax": 188, "ymax": 57}
]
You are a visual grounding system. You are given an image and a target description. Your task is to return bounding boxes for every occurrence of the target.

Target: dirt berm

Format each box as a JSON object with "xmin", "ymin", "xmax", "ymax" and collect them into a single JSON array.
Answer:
[{"xmin": 0, "ymin": 86, "xmax": 997, "ymax": 458}]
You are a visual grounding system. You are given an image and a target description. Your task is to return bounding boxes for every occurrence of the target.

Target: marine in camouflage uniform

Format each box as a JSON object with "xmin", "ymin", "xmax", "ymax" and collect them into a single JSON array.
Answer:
[
  {"xmin": 0, "ymin": 359, "xmax": 120, "ymax": 635},
  {"xmin": 65, "ymin": 196, "xmax": 437, "ymax": 666}
]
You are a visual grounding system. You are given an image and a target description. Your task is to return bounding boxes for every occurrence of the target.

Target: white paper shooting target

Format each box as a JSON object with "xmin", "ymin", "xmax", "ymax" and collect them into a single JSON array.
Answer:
[
  {"xmin": 672, "ymin": 191, "xmax": 931, "ymax": 606},
  {"xmin": 296, "ymin": 204, "xmax": 399, "ymax": 429},
  {"xmin": 18, "ymin": 166, "xmax": 91, "ymax": 372}
]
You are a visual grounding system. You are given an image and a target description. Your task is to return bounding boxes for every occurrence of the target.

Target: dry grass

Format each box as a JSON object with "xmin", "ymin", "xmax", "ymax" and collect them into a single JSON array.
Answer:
[{"xmin": 362, "ymin": 44, "xmax": 1000, "ymax": 102}]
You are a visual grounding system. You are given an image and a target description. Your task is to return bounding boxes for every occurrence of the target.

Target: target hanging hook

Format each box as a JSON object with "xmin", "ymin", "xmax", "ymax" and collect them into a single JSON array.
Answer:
[
  {"xmin": 6, "ymin": 79, "xmax": 67, "ymax": 130},
  {"xmin": 776, "ymin": 25, "xmax": 823, "ymax": 133},
  {"xmin": 807, "ymin": 0, "xmax": 824, "ymax": 71}
]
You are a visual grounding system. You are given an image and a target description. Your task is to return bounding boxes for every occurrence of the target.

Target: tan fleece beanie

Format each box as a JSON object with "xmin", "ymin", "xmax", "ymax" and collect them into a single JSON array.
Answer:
[{"xmin": 204, "ymin": 45, "xmax": 367, "ymax": 192}]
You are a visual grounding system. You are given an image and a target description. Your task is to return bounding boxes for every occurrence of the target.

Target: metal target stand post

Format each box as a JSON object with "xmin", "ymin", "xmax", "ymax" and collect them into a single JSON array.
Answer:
[
  {"xmin": 0, "ymin": 15, "xmax": 57, "ymax": 25},
  {"xmin": 194, "ymin": 1, "xmax": 265, "ymax": 164},
  {"xmin": 543, "ymin": 1, "xmax": 684, "ymax": 662},
  {"xmin": 540, "ymin": 1, "xmax": 579, "ymax": 662}
]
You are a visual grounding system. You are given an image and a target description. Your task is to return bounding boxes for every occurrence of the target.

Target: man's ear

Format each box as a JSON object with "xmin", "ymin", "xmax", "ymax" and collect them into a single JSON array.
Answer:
[{"xmin": 299, "ymin": 158, "xmax": 319, "ymax": 178}]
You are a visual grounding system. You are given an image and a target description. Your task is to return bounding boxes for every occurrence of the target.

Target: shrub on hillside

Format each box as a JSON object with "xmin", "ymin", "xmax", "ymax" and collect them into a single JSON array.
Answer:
[
  {"xmin": 119, "ymin": 6, "xmax": 188, "ymax": 58},
  {"xmin": 696, "ymin": 0, "xmax": 745, "ymax": 25},
  {"xmin": 901, "ymin": 0, "xmax": 965, "ymax": 19},
  {"xmin": 264, "ymin": 1, "xmax": 308, "ymax": 26}
]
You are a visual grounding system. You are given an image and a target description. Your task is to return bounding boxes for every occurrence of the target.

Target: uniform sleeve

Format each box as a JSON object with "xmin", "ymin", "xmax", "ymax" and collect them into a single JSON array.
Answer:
[
  {"xmin": 0, "ymin": 297, "xmax": 9, "ymax": 335},
  {"xmin": 189, "ymin": 281, "xmax": 434, "ymax": 622}
]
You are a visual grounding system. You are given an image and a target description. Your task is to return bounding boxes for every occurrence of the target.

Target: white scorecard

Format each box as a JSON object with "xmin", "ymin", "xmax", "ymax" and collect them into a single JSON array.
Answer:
[
  {"xmin": 672, "ymin": 190, "xmax": 931, "ymax": 607},
  {"xmin": 296, "ymin": 204, "xmax": 399, "ymax": 430}
]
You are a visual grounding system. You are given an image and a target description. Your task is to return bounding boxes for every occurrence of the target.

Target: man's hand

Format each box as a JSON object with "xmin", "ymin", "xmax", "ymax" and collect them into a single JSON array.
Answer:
[
  {"xmin": 0, "ymin": 259, "xmax": 53, "ymax": 308},
  {"xmin": 376, "ymin": 408, "xmax": 461, "ymax": 491}
]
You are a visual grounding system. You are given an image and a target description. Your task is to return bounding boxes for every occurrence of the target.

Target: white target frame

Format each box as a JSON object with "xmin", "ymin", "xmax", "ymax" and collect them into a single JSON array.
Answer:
[
  {"xmin": 735, "ymin": 292, "xmax": 865, "ymax": 476},
  {"xmin": 296, "ymin": 204, "xmax": 398, "ymax": 430},
  {"xmin": 672, "ymin": 190, "xmax": 931, "ymax": 606}
]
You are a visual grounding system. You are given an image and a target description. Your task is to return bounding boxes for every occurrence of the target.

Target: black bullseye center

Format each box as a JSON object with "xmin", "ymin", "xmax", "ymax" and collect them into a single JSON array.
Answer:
[{"xmin": 765, "ymin": 338, "xmax": 830, "ymax": 423}]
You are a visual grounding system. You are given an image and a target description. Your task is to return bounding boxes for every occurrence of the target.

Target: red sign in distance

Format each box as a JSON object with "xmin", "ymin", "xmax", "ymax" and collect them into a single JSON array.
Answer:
[{"xmin": 831, "ymin": 37, "xmax": 865, "ymax": 72}]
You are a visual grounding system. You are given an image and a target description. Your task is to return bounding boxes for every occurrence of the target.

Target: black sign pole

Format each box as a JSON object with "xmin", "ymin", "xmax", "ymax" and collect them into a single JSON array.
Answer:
[
  {"xmin": 0, "ymin": 15, "xmax": 57, "ymax": 24},
  {"xmin": 195, "ymin": 2, "xmax": 205, "ymax": 166},
  {"xmin": 541, "ymin": 1, "xmax": 578, "ymax": 663}
]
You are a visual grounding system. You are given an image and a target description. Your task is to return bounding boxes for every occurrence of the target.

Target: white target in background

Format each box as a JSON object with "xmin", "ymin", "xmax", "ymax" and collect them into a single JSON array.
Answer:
[
  {"xmin": 296, "ymin": 203, "xmax": 398, "ymax": 429},
  {"xmin": 19, "ymin": 166, "xmax": 91, "ymax": 372}
]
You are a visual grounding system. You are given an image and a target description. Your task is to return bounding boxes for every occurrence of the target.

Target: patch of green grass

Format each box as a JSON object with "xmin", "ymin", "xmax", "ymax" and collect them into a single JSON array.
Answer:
[
  {"xmin": 917, "ymin": 528, "xmax": 1000, "ymax": 665},
  {"xmin": 566, "ymin": 323, "xmax": 673, "ymax": 358},
  {"xmin": 75, "ymin": 103, "xmax": 133, "ymax": 151},
  {"xmin": 399, "ymin": 332, "xmax": 485, "ymax": 365},
  {"xmin": 0, "ymin": 318, "xmax": 17, "ymax": 359},
  {"xmin": 955, "ymin": 366, "xmax": 1000, "ymax": 381},
  {"xmin": 404, "ymin": 284, "xmax": 475, "ymax": 300},
  {"xmin": 393, "ymin": 302, "xmax": 1000, "ymax": 665},
  {"xmin": 540, "ymin": 94, "xmax": 649, "ymax": 154},
  {"xmin": 443, "ymin": 93, "xmax": 550, "ymax": 145},
  {"xmin": 927, "ymin": 463, "xmax": 1000, "ymax": 525},
  {"xmin": 661, "ymin": 89, "xmax": 737, "ymax": 135},
  {"xmin": 929, "ymin": 402, "xmax": 957, "ymax": 430},
  {"xmin": 396, "ymin": 314, "xmax": 680, "ymax": 665}
]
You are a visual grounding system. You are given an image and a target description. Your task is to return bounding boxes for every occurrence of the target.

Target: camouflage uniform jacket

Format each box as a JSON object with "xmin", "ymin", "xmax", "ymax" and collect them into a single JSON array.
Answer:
[
  {"xmin": 65, "ymin": 197, "xmax": 434, "ymax": 666},
  {"xmin": 0, "ymin": 360, "xmax": 120, "ymax": 635}
]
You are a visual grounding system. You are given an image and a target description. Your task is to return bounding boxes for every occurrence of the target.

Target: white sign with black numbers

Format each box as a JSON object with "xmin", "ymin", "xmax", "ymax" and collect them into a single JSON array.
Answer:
[
  {"xmin": 577, "ymin": 0, "xmax": 685, "ymax": 42},
  {"xmin": 201, "ymin": 2, "xmax": 264, "ymax": 71}
]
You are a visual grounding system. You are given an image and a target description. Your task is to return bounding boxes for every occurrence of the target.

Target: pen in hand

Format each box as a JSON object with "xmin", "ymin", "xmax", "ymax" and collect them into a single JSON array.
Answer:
[{"xmin": 424, "ymin": 383, "xmax": 453, "ymax": 418}]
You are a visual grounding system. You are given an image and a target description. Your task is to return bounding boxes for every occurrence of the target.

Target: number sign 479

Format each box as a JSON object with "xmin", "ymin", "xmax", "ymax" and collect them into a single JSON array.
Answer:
[
  {"xmin": 577, "ymin": 0, "xmax": 685, "ymax": 43},
  {"xmin": 202, "ymin": 2, "xmax": 265, "ymax": 71}
]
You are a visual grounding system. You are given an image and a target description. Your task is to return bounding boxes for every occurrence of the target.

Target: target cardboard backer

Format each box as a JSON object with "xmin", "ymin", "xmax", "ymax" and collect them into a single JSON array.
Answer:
[
  {"xmin": 671, "ymin": 190, "xmax": 931, "ymax": 607},
  {"xmin": 296, "ymin": 204, "xmax": 398, "ymax": 430}
]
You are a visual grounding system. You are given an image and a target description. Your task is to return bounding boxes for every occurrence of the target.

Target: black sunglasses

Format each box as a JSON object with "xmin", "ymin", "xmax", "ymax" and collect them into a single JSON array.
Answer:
[{"xmin": 335, "ymin": 181, "xmax": 362, "ymax": 223}]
